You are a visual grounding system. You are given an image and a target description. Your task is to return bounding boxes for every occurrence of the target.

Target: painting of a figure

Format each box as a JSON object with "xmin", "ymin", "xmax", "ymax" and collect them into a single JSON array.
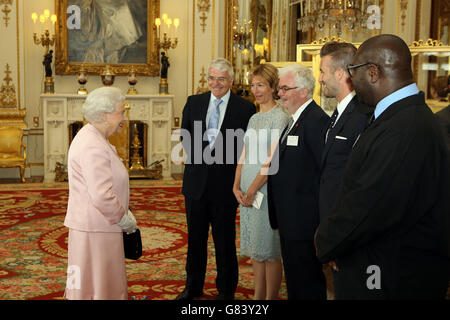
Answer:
[{"xmin": 68, "ymin": 0, "xmax": 148, "ymax": 63}]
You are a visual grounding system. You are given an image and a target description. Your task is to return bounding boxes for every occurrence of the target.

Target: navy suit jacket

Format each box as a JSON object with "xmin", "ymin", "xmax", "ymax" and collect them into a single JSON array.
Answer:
[
  {"xmin": 181, "ymin": 91, "xmax": 255, "ymax": 205},
  {"xmin": 319, "ymin": 96, "xmax": 370, "ymax": 220},
  {"xmin": 267, "ymin": 100, "xmax": 329, "ymax": 240}
]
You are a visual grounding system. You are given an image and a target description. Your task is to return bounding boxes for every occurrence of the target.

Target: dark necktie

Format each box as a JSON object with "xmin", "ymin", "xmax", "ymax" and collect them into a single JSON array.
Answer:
[
  {"xmin": 364, "ymin": 112, "xmax": 375, "ymax": 131},
  {"xmin": 325, "ymin": 109, "xmax": 339, "ymax": 143}
]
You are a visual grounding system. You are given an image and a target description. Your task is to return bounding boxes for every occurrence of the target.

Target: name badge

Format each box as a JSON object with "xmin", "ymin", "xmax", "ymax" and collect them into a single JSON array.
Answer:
[{"xmin": 287, "ymin": 135, "xmax": 299, "ymax": 146}]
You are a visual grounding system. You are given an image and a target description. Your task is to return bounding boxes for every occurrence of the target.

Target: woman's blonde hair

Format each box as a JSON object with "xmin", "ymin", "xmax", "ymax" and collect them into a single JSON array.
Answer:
[{"xmin": 248, "ymin": 63, "xmax": 279, "ymax": 99}]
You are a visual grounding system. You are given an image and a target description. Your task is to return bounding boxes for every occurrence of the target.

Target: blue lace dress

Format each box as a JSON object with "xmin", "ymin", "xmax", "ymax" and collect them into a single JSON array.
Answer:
[{"xmin": 239, "ymin": 107, "xmax": 290, "ymax": 261}]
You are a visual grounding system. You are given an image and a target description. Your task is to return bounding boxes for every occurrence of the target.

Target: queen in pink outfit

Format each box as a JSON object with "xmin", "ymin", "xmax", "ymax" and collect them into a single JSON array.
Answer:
[{"xmin": 64, "ymin": 87, "xmax": 137, "ymax": 300}]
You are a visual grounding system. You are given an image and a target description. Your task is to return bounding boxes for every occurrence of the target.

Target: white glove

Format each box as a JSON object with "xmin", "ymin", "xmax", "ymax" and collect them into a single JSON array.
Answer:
[{"xmin": 118, "ymin": 209, "xmax": 137, "ymax": 234}]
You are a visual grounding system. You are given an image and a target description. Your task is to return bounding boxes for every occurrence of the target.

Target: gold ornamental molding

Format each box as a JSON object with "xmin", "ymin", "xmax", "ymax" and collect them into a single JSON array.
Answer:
[
  {"xmin": 311, "ymin": 37, "xmax": 348, "ymax": 45},
  {"xmin": 0, "ymin": 63, "xmax": 25, "ymax": 128},
  {"xmin": 0, "ymin": 64, "xmax": 16, "ymax": 108},
  {"xmin": 196, "ymin": 67, "xmax": 208, "ymax": 94},
  {"xmin": 409, "ymin": 39, "xmax": 450, "ymax": 57},
  {"xmin": 299, "ymin": 37, "xmax": 351, "ymax": 56},
  {"xmin": 197, "ymin": 0, "xmax": 210, "ymax": 33},
  {"xmin": 0, "ymin": 0, "xmax": 13, "ymax": 27},
  {"xmin": 399, "ymin": 0, "xmax": 408, "ymax": 33},
  {"xmin": 410, "ymin": 39, "xmax": 445, "ymax": 47}
]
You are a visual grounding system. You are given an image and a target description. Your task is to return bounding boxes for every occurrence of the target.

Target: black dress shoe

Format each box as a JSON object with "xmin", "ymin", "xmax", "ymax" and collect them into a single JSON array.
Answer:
[
  {"xmin": 214, "ymin": 293, "xmax": 234, "ymax": 300},
  {"xmin": 175, "ymin": 289, "xmax": 203, "ymax": 300}
]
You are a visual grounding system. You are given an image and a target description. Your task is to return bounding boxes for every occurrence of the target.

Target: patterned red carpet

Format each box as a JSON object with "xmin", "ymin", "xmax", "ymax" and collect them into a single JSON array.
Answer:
[{"xmin": 0, "ymin": 182, "xmax": 287, "ymax": 300}]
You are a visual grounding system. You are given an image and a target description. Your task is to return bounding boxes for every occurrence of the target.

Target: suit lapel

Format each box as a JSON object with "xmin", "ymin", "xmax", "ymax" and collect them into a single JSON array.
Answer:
[
  {"xmin": 220, "ymin": 92, "xmax": 239, "ymax": 130},
  {"xmin": 200, "ymin": 92, "xmax": 212, "ymax": 129},
  {"xmin": 320, "ymin": 96, "xmax": 357, "ymax": 169}
]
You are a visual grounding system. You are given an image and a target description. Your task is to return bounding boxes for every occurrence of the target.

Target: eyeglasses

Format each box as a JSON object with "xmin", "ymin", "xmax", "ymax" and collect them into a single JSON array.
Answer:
[
  {"xmin": 346, "ymin": 62, "xmax": 379, "ymax": 78},
  {"xmin": 277, "ymin": 86, "xmax": 298, "ymax": 93},
  {"xmin": 208, "ymin": 76, "xmax": 229, "ymax": 83}
]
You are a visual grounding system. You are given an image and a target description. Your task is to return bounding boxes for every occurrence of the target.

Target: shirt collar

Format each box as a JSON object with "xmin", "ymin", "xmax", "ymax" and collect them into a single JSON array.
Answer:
[
  {"xmin": 210, "ymin": 90, "xmax": 231, "ymax": 107},
  {"xmin": 337, "ymin": 91, "xmax": 356, "ymax": 115},
  {"xmin": 374, "ymin": 83, "xmax": 419, "ymax": 119},
  {"xmin": 291, "ymin": 98, "xmax": 312, "ymax": 123}
]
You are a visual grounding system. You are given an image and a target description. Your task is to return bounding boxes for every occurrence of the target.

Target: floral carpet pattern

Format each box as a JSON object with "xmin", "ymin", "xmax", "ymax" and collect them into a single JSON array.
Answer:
[{"xmin": 0, "ymin": 181, "xmax": 288, "ymax": 300}]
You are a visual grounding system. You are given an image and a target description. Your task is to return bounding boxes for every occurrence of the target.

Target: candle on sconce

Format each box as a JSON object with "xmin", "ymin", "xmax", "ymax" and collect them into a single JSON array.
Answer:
[
  {"xmin": 31, "ymin": 12, "xmax": 38, "ymax": 33},
  {"xmin": 43, "ymin": 9, "xmax": 50, "ymax": 31},
  {"xmin": 362, "ymin": 0, "xmax": 365, "ymax": 12},
  {"xmin": 322, "ymin": 0, "xmax": 325, "ymax": 10},
  {"xmin": 161, "ymin": 13, "xmax": 168, "ymax": 35},
  {"xmin": 39, "ymin": 14, "xmax": 45, "ymax": 34},
  {"xmin": 173, "ymin": 18, "xmax": 180, "ymax": 37},
  {"xmin": 166, "ymin": 18, "xmax": 172, "ymax": 38},
  {"xmin": 50, "ymin": 14, "xmax": 57, "ymax": 33},
  {"xmin": 300, "ymin": 0, "xmax": 303, "ymax": 17},
  {"xmin": 155, "ymin": 18, "xmax": 161, "ymax": 38}
]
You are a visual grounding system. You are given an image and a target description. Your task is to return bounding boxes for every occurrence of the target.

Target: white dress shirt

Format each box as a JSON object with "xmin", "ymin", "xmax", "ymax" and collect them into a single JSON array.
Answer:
[
  {"xmin": 206, "ymin": 90, "xmax": 231, "ymax": 130},
  {"xmin": 285, "ymin": 98, "xmax": 312, "ymax": 134},
  {"xmin": 334, "ymin": 91, "xmax": 356, "ymax": 125}
]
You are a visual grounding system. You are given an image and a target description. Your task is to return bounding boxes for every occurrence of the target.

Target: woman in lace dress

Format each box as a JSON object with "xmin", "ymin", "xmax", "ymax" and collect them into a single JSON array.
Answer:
[{"xmin": 233, "ymin": 64, "xmax": 290, "ymax": 299}]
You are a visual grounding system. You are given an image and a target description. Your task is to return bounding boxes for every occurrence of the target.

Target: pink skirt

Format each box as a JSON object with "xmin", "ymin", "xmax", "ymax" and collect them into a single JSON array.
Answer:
[{"xmin": 64, "ymin": 229, "xmax": 128, "ymax": 300}]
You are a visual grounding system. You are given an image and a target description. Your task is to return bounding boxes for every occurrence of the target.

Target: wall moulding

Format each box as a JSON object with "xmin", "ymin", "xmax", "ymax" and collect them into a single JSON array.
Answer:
[
  {"xmin": 0, "ymin": 0, "xmax": 13, "ymax": 27},
  {"xmin": 197, "ymin": 0, "xmax": 210, "ymax": 33}
]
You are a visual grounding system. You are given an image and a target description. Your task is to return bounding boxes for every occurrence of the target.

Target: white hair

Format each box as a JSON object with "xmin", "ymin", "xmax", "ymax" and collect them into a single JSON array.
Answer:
[
  {"xmin": 278, "ymin": 64, "xmax": 315, "ymax": 99},
  {"xmin": 82, "ymin": 87, "xmax": 125, "ymax": 123},
  {"xmin": 209, "ymin": 58, "xmax": 234, "ymax": 79}
]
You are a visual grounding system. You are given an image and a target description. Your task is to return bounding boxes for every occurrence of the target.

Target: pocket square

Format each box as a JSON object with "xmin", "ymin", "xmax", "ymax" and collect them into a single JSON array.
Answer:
[{"xmin": 335, "ymin": 136, "xmax": 348, "ymax": 140}]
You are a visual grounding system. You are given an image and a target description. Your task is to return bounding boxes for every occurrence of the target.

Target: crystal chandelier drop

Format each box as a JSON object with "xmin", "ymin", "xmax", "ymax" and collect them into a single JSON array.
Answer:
[
  {"xmin": 232, "ymin": 9, "xmax": 253, "ymax": 52},
  {"xmin": 295, "ymin": 0, "xmax": 379, "ymax": 36}
]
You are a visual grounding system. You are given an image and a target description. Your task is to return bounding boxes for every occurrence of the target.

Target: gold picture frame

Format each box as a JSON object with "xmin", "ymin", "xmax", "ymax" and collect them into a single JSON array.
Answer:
[{"xmin": 55, "ymin": 0, "xmax": 160, "ymax": 76}]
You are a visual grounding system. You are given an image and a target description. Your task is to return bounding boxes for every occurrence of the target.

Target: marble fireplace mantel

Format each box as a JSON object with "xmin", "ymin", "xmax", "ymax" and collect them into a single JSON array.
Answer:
[{"xmin": 41, "ymin": 93, "xmax": 173, "ymax": 182}]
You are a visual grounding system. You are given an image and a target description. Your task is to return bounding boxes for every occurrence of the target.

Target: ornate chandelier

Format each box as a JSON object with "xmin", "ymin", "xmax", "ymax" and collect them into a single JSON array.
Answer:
[{"xmin": 295, "ymin": 0, "xmax": 381, "ymax": 36}]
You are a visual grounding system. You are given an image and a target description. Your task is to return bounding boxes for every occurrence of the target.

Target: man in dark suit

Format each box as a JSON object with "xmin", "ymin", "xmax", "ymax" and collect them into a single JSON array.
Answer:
[
  {"xmin": 318, "ymin": 41, "xmax": 370, "ymax": 222},
  {"xmin": 315, "ymin": 34, "xmax": 450, "ymax": 299},
  {"xmin": 436, "ymin": 105, "xmax": 450, "ymax": 150},
  {"xmin": 176, "ymin": 58, "xmax": 255, "ymax": 300},
  {"xmin": 435, "ymin": 76, "xmax": 450, "ymax": 150},
  {"xmin": 267, "ymin": 64, "xmax": 329, "ymax": 299}
]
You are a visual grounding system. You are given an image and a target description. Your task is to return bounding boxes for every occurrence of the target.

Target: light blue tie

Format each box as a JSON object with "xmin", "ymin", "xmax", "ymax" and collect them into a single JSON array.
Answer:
[{"xmin": 207, "ymin": 98, "xmax": 223, "ymax": 146}]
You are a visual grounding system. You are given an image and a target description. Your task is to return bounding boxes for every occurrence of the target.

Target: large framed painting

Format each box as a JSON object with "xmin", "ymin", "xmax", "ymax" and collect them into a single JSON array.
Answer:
[{"xmin": 55, "ymin": 0, "xmax": 160, "ymax": 76}]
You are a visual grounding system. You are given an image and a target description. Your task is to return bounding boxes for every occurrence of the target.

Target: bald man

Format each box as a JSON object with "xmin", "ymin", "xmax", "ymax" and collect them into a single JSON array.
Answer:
[{"xmin": 315, "ymin": 34, "xmax": 450, "ymax": 299}]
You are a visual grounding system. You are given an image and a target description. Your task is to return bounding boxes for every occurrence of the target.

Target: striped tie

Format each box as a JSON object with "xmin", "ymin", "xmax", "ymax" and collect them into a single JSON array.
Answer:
[
  {"xmin": 207, "ymin": 99, "xmax": 223, "ymax": 146},
  {"xmin": 281, "ymin": 118, "xmax": 294, "ymax": 143}
]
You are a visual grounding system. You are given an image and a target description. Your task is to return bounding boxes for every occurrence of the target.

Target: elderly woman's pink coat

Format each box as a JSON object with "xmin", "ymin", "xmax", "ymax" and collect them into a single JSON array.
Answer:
[{"xmin": 64, "ymin": 123, "xmax": 129, "ymax": 300}]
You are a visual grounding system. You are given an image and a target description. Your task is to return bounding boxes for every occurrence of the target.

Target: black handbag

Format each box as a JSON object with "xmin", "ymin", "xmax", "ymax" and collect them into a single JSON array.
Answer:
[{"xmin": 123, "ymin": 228, "xmax": 142, "ymax": 260}]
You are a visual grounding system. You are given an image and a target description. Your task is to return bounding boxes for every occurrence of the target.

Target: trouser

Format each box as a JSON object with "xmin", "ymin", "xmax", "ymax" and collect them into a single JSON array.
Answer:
[
  {"xmin": 184, "ymin": 193, "xmax": 239, "ymax": 295},
  {"xmin": 279, "ymin": 236, "xmax": 327, "ymax": 300}
]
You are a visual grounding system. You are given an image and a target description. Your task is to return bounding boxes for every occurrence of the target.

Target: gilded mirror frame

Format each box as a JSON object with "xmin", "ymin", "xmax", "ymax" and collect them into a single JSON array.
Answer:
[
  {"xmin": 296, "ymin": 38, "xmax": 450, "ymax": 113},
  {"xmin": 55, "ymin": 0, "xmax": 160, "ymax": 76}
]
